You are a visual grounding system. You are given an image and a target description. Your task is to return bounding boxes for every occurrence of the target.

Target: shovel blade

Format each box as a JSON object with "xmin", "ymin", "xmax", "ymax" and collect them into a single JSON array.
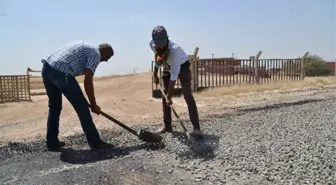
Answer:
[{"xmin": 139, "ymin": 130, "xmax": 163, "ymax": 143}]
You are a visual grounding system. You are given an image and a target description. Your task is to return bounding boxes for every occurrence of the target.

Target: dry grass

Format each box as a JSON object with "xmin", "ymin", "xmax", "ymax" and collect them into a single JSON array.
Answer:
[
  {"xmin": 195, "ymin": 76, "xmax": 336, "ymax": 97},
  {"xmin": 29, "ymin": 73, "xmax": 136, "ymax": 89}
]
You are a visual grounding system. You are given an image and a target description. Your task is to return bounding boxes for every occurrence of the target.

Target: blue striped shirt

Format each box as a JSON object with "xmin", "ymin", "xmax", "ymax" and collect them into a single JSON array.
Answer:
[{"xmin": 42, "ymin": 41, "xmax": 101, "ymax": 76}]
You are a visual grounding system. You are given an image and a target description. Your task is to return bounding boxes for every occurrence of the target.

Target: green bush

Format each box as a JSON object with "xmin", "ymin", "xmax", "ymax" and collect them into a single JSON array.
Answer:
[{"xmin": 304, "ymin": 54, "xmax": 331, "ymax": 76}]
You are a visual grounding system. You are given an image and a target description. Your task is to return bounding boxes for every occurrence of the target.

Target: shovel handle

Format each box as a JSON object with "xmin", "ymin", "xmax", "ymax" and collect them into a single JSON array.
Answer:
[
  {"xmin": 150, "ymin": 71, "xmax": 188, "ymax": 133},
  {"xmin": 89, "ymin": 105, "xmax": 139, "ymax": 137}
]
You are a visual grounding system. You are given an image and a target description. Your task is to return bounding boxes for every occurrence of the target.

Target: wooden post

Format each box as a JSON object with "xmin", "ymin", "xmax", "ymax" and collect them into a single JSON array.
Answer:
[
  {"xmin": 0, "ymin": 77, "xmax": 3, "ymax": 103},
  {"xmin": 300, "ymin": 52, "xmax": 309, "ymax": 80},
  {"xmin": 15, "ymin": 77, "xmax": 19, "ymax": 101},
  {"xmin": 254, "ymin": 51, "xmax": 262, "ymax": 83},
  {"xmin": 334, "ymin": 59, "xmax": 336, "ymax": 77},
  {"xmin": 190, "ymin": 47, "xmax": 199, "ymax": 92}
]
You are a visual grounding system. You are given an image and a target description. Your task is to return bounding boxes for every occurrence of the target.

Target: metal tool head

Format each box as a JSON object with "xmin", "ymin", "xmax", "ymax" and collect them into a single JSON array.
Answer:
[{"xmin": 139, "ymin": 130, "xmax": 163, "ymax": 143}]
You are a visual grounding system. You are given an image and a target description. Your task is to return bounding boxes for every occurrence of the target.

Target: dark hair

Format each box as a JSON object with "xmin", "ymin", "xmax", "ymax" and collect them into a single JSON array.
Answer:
[{"xmin": 99, "ymin": 43, "xmax": 114, "ymax": 56}]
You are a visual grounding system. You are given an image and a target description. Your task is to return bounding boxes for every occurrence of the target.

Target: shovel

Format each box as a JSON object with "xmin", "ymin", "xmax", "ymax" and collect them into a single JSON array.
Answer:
[{"xmin": 89, "ymin": 105, "xmax": 163, "ymax": 143}]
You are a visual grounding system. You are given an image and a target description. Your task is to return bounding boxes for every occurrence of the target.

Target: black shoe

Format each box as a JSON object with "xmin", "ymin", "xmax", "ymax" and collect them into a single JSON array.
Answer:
[
  {"xmin": 90, "ymin": 140, "xmax": 115, "ymax": 152},
  {"xmin": 47, "ymin": 141, "xmax": 66, "ymax": 152}
]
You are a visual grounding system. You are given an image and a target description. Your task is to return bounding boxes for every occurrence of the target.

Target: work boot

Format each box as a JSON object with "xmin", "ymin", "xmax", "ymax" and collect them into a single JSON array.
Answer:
[
  {"xmin": 155, "ymin": 126, "xmax": 172, "ymax": 134},
  {"xmin": 47, "ymin": 141, "xmax": 66, "ymax": 152},
  {"xmin": 90, "ymin": 140, "xmax": 115, "ymax": 152},
  {"xmin": 190, "ymin": 129, "xmax": 203, "ymax": 138}
]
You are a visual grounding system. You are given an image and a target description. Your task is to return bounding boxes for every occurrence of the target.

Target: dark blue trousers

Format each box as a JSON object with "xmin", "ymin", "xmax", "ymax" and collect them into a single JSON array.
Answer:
[{"xmin": 41, "ymin": 62, "xmax": 101, "ymax": 147}]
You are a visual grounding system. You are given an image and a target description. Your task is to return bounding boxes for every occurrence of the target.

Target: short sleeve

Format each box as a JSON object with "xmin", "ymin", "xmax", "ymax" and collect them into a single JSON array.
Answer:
[
  {"xmin": 169, "ymin": 49, "xmax": 181, "ymax": 81},
  {"xmin": 85, "ymin": 52, "xmax": 100, "ymax": 74},
  {"xmin": 169, "ymin": 61, "xmax": 180, "ymax": 81}
]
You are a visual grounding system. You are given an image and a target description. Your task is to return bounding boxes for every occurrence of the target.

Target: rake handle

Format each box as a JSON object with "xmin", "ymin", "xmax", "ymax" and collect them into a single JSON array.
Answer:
[{"xmin": 150, "ymin": 71, "xmax": 188, "ymax": 133}]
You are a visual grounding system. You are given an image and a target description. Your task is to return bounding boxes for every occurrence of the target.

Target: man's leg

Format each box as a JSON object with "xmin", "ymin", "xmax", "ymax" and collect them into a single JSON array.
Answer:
[
  {"xmin": 157, "ymin": 71, "xmax": 173, "ymax": 133},
  {"xmin": 178, "ymin": 62, "xmax": 202, "ymax": 135},
  {"xmin": 41, "ymin": 63, "xmax": 65, "ymax": 151},
  {"xmin": 58, "ymin": 74, "xmax": 113, "ymax": 150},
  {"xmin": 57, "ymin": 75, "xmax": 102, "ymax": 147}
]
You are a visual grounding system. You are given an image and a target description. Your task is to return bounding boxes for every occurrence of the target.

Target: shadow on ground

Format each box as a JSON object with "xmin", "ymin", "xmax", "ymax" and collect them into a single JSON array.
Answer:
[
  {"xmin": 0, "ymin": 128, "xmax": 165, "ymax": 163},
  {"xmin": 60, "ymin": 142, "xmax": 164, "ymax": 165},
  {"xmin": 171, "ymin": 131, "xmax": 220, "ymax": 161}
]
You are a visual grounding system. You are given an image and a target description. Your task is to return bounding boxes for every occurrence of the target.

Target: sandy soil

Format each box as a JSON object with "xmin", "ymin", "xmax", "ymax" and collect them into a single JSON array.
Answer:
[
  {"xmin": 0, "ymin": 73, "xmax": 164, "ymax": 142},
  {"xmin": 1, "ymin": 72, "xmax": 216, "ymax": 142}
]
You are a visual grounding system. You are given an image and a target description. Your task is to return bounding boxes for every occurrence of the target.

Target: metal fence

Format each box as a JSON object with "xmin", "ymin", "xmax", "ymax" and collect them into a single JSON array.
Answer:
[
  {"xmin": 0, "ymin": 75, "xmax": 31, "ymax": 103},
  {"xmin": 151, "ymin": 54, "xmax": 306, "ymax": 98},
  {"xmin": 195, "ymin": 57, "xmax": 303, "ymax": 89}
]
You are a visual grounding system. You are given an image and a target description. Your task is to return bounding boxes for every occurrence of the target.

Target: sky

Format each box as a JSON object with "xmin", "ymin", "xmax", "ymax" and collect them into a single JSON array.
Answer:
[{"xmin": 0, "ymin": 0, "xmax": 335, "ymax": 76}]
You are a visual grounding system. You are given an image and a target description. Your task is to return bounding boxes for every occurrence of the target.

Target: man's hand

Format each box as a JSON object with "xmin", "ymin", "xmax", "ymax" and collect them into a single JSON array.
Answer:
[
  {"xmin": 91, "ymin": 104, "xmax": 101, "ymax": 115},
  {"xmin": 166, "ymin": 97, "xmax": 173, "ymax": 106}
]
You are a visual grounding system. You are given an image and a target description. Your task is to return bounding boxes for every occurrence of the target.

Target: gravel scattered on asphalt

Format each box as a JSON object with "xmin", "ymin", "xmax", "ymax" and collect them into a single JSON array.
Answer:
[{"xmin": 1, "ymin": 98, "xmax": 335, "ymax": 185}]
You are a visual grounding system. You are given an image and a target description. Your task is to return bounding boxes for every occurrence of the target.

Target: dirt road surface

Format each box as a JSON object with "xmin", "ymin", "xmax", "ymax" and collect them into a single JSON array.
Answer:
[
  {"xmin": 1, "ymin": 97, "xmax": 335, "ymax": 185},
  {"xmin": 0, "ymin": 73, "xmax": 335, "ymax": 184}
]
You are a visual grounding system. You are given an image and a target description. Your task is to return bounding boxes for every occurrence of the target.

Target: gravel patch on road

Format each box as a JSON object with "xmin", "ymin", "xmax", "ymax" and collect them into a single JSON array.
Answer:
[{"xmin": 1, "ymin": 98, "xmax": 335, "ymax": 185}]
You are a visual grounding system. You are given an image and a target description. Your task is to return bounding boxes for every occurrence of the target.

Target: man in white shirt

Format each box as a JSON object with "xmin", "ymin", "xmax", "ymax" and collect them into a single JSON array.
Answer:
[{"xmin": 150, "ymin": 25, "xmax": 202, "ymax": 137}]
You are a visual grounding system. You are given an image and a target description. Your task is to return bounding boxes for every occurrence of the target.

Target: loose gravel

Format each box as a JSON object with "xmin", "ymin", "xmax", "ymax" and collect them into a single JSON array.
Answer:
[{"xmin": 0, "ymin": 98, "xmax": 335, "ymax": 185}]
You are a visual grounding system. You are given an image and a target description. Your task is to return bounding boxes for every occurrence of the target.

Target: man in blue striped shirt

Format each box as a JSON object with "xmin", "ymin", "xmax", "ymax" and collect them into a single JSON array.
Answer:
[{"xmin": 41, "ymin": 40, "xmax": 114, "ymax": 151}]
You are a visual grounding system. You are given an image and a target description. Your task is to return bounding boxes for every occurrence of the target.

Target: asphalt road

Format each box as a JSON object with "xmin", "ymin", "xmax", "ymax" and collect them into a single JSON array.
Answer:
[{"xmin": 0, "ymin": 98, "xmax": 335, "ymax": 185}]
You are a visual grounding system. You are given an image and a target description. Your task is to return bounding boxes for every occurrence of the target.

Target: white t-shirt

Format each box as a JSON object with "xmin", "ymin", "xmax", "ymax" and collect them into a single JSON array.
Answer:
[{"xmin": 149, "ymin": 40, "xmax": 189, "ymax": 81}]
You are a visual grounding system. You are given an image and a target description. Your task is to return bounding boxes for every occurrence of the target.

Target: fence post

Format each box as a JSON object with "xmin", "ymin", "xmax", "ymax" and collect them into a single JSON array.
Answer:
[
  {"xmin": 26, "ymin": 68, "xmax": 32, "ymax": 101},
  {"xmin": 254, "ymin": 51, "xmax": 262, "ymax": 83},
  {"xmin": 151, "ymin": 61, "xmax": 154, "ymax": 97},
  {"xmin": 300, "ymin": 52, "xmax": 309, "ymax": 80},
  {"xmin": 190, "ymin": 47, "xmax": 199, "ymax": 92}
]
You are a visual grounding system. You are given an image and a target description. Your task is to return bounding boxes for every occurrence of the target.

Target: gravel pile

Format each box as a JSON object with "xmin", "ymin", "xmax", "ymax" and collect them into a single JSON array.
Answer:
[{"xmin": 1, "ymin": 98, "xmax": 335, "ymax": 185}]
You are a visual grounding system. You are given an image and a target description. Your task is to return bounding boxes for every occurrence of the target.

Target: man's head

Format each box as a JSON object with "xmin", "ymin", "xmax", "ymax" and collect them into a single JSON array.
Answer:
[
  {"xmin": 152, "ymin": 25, "xmax": 169, "ymax": 50},
  {"xmin": 98, "ymin": 43, "xmax": 114, "ymax": 62},
  {"xmin": 152, "ymin": 25, "xmax": 170, "ymax": 62}
]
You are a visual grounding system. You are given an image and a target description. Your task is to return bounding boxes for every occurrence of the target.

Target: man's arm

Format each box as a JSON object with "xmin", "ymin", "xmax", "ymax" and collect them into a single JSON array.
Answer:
[
  {"xmin": 149, "ymin": 41, "xmax": 160, "ymax": 76},
  {"xmin": 154, "ymin": 66, "xmax": 159, "ymax": 76},
  {"xmin": 84, "ymin": 53, "xmax": 100, "ymax": 106},
  {"xmin": 153, "ymin": 52, "xmax": 160, "ymax": 76},
  {"xmin": 84, "ymin": 69, "xmax": 97, "ymax": 106},
  {"xmin": 167, "ymin": 62, "xmax": 181, "ymax": 99}
]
